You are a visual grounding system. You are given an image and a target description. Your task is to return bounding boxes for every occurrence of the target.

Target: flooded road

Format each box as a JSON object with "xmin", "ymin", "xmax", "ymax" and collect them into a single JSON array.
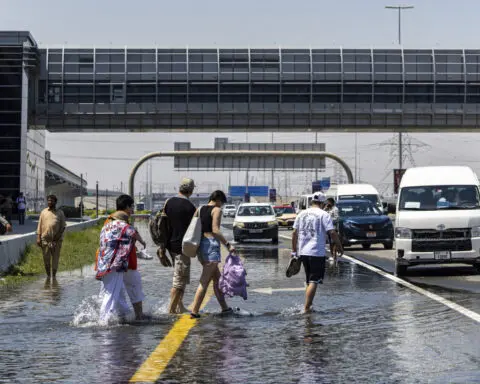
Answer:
[{"xmin": 1, "ymin": 220, "xmax": 480, "ymax": 383}]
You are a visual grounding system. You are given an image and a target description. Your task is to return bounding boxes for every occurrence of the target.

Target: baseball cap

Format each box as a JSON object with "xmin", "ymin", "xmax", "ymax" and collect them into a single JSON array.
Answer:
[
  {"xmin": 180, "ymin": 178, "xmax": 195, "ymax": 190},
  {"xmin": 312, "ymin": 192, "xmax": 326, "ymax": 203}
]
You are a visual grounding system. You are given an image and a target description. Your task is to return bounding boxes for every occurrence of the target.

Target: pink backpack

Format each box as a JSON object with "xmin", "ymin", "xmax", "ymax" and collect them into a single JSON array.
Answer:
[{"xmin": 219, "ymin": 253, "xmax": 248, "ymax": 300}]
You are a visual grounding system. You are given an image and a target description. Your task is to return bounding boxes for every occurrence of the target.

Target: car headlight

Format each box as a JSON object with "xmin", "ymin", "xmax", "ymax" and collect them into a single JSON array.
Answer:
[
  {"xmin": 343, "ymin": 221, "xmax": 354, "ymax": 228},
  {"xmin": 395, "ymin": 227, "xmax": 412, "ymax": 239},
  {"xmin": 234, "ymin": 221, "xmax": 245, "ymax": 228},
  {"xmin": 268, "ymin": 221, "xmax": 278, "ymax": 226},
  {"xmin": 471, "ymin": 226, "xmax": 480, "ymax": 238}
]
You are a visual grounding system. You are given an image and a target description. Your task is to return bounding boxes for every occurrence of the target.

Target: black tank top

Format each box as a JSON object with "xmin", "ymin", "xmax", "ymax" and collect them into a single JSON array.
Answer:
[{"xmin": 200, "ymin": 205, "xmax": 215, "ymax": 233}]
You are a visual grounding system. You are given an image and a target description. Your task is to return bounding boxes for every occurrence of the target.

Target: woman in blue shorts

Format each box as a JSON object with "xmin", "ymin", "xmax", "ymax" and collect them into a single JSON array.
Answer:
[{"xmin": 190, "ymin": 190, "xmax": 236, "ymax": 318}]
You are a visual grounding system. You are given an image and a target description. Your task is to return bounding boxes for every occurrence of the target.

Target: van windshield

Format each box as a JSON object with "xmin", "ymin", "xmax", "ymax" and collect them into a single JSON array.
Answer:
[
  {"xmin": 238, "ymin": 205, "xmax": 274, "ymax": 216},
  {"xmin": 399, "ymin": 185, "xmax": 480, "ymax": 211},
  {"xmin": 338, "ymin": 194, "xmax": 380, "ymax": 206}
]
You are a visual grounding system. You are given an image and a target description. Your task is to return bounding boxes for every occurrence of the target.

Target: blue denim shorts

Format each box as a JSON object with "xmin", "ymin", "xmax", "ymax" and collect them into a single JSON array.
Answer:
[{"xmin": 199, "ymin": 237, "xmax": 221, "ymax": 263}]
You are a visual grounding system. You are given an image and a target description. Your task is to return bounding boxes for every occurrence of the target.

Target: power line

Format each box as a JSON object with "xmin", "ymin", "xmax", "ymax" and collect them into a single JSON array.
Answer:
[{"xmin": 47, "ymin": 138, "xmax": 172, "ymax": 144}]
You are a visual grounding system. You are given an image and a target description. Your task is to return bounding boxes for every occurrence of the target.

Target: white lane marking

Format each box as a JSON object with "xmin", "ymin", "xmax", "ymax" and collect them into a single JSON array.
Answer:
[
  {"xmin": 252, "ymin": 287, "xmax": 306, "ymax": 295},
  {"xmin": 278, "ymin": 234, "xmax": 480, "ymax": 324}
]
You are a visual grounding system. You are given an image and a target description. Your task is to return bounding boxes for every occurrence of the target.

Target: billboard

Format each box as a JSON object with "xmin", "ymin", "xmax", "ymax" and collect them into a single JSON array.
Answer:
[
  {"xmin": 174, "ymin": 139, "xmax": 326, "ymax": 171},
  {"xmin": 394, "ymin": 169, "xmax": 406, "ymax": 194},
  {"xmin": 229, "ymin": 186, "xmax": 269, "ymax": 197}
]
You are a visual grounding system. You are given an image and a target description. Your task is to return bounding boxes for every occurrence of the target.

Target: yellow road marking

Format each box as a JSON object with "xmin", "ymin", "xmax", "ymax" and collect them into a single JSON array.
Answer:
[
  {"xmin": 129, "ymin": 287, "xmax": 213, "ymax": 383},
  {"xmin": 130, "ymin": 247, "xmax": 232, "ymax": 383}
]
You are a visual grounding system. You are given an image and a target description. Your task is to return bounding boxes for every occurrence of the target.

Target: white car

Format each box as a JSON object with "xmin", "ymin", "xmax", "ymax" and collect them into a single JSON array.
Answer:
[
  {"xmin": 233, "ymin": 203, "xmax": 279, "ymax": 243},
  {"xmin": 223, "ymin": 204, "xmax": 237, "ymax": 218}
]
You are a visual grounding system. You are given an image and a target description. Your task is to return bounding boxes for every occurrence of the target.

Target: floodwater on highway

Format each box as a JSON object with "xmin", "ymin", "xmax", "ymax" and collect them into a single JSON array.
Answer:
[{"xmin": 1, "ymin": 220, "xmax": 480, "ymax": 383}]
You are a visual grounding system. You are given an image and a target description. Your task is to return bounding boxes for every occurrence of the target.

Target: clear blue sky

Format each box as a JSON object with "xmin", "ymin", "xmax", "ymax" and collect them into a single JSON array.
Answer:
[{"xmin": 2, "ymin": 0, "xmax": 480, "ymax": 197}]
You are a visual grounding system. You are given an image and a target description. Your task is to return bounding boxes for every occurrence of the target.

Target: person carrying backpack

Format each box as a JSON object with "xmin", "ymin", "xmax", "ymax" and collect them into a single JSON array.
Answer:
[{"xmin": 155, "ymin": 178, "xmax": 197, "ymax": 314}]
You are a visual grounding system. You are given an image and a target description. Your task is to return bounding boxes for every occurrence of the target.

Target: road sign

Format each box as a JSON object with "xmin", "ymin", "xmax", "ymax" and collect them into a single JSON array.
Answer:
[
  {"xmin": 312, "ymin": 181, "xmax": 322, "ymax": 193},
  {"xmin": 321, "ymin": 177, "xmax": 331, "ymax": 191},
  {"xmin": 269, "ymin": 188, "xmax": 277, "ymax": 203},
  {"xmin": 394, "ymin": 169, "xmax": 406, "ymax": 194},
  {"xmin": 229, "ymin": 186, "xmax": 269, "ymax": 197}
]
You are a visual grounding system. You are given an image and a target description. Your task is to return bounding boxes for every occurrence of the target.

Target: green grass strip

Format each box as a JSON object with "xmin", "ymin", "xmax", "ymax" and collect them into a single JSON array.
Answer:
[{"xmin": 1, "ymin": 222, "xmax": 102, "ymax": 287}]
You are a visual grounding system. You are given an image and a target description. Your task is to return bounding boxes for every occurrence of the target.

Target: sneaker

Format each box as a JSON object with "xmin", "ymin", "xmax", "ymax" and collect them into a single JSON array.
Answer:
[{"xmin": 286, "ymin": 257, "xmax": 302, "ymax": 278}]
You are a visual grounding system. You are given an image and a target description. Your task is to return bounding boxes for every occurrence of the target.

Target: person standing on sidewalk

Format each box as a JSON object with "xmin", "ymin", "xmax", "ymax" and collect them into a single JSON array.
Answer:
[
  {"xmin": 16, "ymin": 192, "xmax": 27, "ymax": 225},
  {"xmin": 291, "ymin": 192, "xmax": 343, "ymax": 313},
  {"xmin": 36, "ymin": 195, "xmax": 66, "ymax": 279},
  {"xmin": 158, "ymin": 178, "xmax": 197, "ymax": 314},
  {"xmin": 190, "ymin": 190, "xmax": 235, "ymax": 319}
]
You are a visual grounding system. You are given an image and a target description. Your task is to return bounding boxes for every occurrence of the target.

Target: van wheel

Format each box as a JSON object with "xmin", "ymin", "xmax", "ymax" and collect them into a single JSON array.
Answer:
[
  {"xmin": 383, "ymin": 242, "xmax": 394, "ymax": 250},
  {"xmin": 395, "ymin": 262, "xmax": 407, "ymax": 277},
  {"xmin": 362, "ymin": 244, "xmax": 371, "ymax": 250}
]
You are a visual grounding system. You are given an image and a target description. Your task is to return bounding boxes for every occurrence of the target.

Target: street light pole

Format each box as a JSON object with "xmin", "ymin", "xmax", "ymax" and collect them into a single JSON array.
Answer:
[{"xmin": 385, "ymin": 5, "xmax": 414, "ymax": 171}]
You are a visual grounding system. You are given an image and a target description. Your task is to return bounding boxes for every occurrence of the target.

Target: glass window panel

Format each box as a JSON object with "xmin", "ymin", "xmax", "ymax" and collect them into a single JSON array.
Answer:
[
  {"xmin": 251, "ymin": 83, "xmax": 280, "ymax": 93},
  {"xmin": 294, "ymin": 63, "xmax": 310, "ymax": 72},
  {"xmin": 343, "ymin": 94, "xmax": 372, "ymax": 102},
  {"xmin": 405, "ymin": 94, "xmax": 433, "ymax": 103},
  {"xmin": 374, "ymin": 94, "xmax": 402, "ymax": 103},
  {"xmin": 313, "ymin": 83, "xmax": 341, "ymax": 93},
  {"xmin": 356, "ymin": 63, "xmax": 371, "ymax": 72},
  {"xmin": 344, "ymin": 83, "xmax": 372, "ymax": 93},
  {"xmin": 282, "ymin": 94, "xmax": 309, "ymax": 102},
  {"xmin": 283, "ymin": 63, "xmax": 294, "ymax": 72},
  {"xmin": 313, "ymin": 94, "xmax": 341, "ymax": 102},
  {"xmin": 405, "ymin": 84, "xmax": 434, "ymax": 93},
  {"xmin": 141, "ymin": 63, "xmax": 156, "ymax": 72},
  {"xmin": 48, "ymin": 63, "xmax": 62, "ymax": 72},
  {"xmin": 48, "ymin": 52, "xmax": 63, "ymax": 62},
  {"xmin": 282, "ymin": 53, "xmax": 310, "ymax": 62},
  {"xmin": 386, "ymin": 63, "xmax": 402, "ymax": 72},
  {"xmin": 203, "ymin": 63, "xmax": 217, "ymax": 72},
  {"xmin": 251, "ymin": 53, "xmax": 280, "ymax": 63},
  {"xmin": 282, "ymin": 83, "xmax": 310, "ymax": 93},
  {"xmin": 375, "ymin": 84, "xmax": 403, "ymax": 93},
  {"xmin": 189, "ymin": 84, "xmax": 217, "ymax": 94},
  {"xmin": 251, "ymin": 94, "xmax": 279, "ymax": 102},
  {"xmin": 325, "ymin": 63, "xmax": 341, "ymax": 72},
  {"xmin": 436, "ymin": 94, "xmax": 464, "ymax": 103},
  {"xmin": 466, "ymin": 63, "xmax": 480, "ymax": 73},
  {"xmin": 220, "ymin": 94, "xmax": 248, "ymax": 102},
  {"xmin": 343, "ymin": 63, "xmax": 355, "ymax": 72},
  {"xmin": 189, "ymin": 94, "xmax": 217, "ymax": 102},
  {"xmin": 344, "ymin": 53, "xmax": 371, "ymax": 63},
  {"xmin": 220, "ymin": 84, "xmax": 249, "ymax": 93},
  {"xmin": 158, "ymin": 94, "xmax": 187, "ymax": 103},
  {"xmin": 64, "ymin": 63, "xmax": 79, "ymax": 72},
  {"xmin": 126, "ymin": 83, "xmax": 156, "ymax": 93},
  {"xmin": 127, "ymin": 63, "xmax": 141, "ymax": 72}
]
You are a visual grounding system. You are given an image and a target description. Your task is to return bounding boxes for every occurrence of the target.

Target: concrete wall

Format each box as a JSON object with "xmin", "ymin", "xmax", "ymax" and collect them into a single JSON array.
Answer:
[{"xmin": 0, "ymin": 218, "xmax": 100, "ymax": 273}]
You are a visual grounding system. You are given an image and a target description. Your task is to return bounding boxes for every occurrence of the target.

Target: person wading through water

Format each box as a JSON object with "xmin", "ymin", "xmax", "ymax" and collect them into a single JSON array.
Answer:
[
  {"xmin": 96, "ymin": 194, "xmax": 148, "ymax": 322},
  {"xmin": 291, "ymin": 192, "xmax": 343, "ymax": 313},
  {"xmin": 158, "ymin": 178, "xmax": 197, "ymax": 314},
  {"xmin": 190, "ymin": 190, "xmax": 236, "ymax": 319}
]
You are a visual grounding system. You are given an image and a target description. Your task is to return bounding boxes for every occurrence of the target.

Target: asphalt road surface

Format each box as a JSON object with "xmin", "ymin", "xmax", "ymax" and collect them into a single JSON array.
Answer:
[{"xmin": 1, "ymin": 218, "xmax": 479, "ymax": 383}]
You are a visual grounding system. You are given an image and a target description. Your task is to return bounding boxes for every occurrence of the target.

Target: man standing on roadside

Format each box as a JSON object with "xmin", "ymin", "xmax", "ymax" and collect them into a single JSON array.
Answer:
[
  {"xmin": 16, "ymin": 192, "xmax": 27, "ymax": 225},
  {"xmin": 158, "ymin": 178, "xmax": 196, "ymax": 314},
  {"xmin": 291, "ymin": 192, "xmax": 343, "ymax": 313},
  {"xmin": 36, "ymin": 195, "xmax": 66, "ymax": 279}
]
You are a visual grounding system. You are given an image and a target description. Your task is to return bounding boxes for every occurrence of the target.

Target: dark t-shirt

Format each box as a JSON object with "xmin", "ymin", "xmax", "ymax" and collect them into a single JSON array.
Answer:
[{"xmin": 164, "ymin": 196, "xmax": 196, "ymax": 254}]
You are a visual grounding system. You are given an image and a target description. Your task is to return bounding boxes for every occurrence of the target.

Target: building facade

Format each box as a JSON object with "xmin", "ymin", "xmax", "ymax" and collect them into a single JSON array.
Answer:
[{"xmin": 0, "ymin": 31, "xmax": 44, "ymax": 206}]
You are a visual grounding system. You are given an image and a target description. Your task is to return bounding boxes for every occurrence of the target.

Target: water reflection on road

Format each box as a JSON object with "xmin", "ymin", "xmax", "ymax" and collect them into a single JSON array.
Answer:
[{"xmin": 0, "ymin": 220, "xmax": 479, "ymax": 383}]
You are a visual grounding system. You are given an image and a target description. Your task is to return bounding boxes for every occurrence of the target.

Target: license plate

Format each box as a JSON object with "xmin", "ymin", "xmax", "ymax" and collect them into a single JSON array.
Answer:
[
  {"xmin": 366, "ymin": 232, "xmax": 376, "ymax": 238},
  {"xmin": 249, "ymin": 229, "xmax": 263, "ymax": 233},
  {"xmin": 434, "ymin": 251, "xmax": 451, "ymax": 260}
]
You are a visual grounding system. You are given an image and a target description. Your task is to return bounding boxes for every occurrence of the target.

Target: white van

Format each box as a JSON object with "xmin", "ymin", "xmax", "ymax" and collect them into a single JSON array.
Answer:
[
  {"xmin": 296, "ymin": 194, "xmax": 314, "ymax": 213},
  {"xmin": 337, "ymin": 184, "xmax": 383, "ymax": 210},
  {"xmin": 395, "ymin": 166, "xmax": 480, "ymax": 276}
]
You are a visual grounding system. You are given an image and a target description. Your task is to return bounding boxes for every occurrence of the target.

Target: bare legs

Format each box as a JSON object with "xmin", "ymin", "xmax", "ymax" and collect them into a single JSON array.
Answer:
[
  {"xmin": 169, "ymin": 288, "xmax": 188, "ymax": 314},
  {"xmin": 305, "ymin": 283, "xmax": 318, "ymax": 313},
  {"xmin": 191, "ymin": 263, "xmax": 229, "ymax": 315}
]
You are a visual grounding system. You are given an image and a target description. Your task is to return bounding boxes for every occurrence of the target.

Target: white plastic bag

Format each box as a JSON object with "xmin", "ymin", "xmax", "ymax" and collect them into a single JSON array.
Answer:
[{"xmin": 182, "ymin": 207, "xmax": 203, "ymax": 258}]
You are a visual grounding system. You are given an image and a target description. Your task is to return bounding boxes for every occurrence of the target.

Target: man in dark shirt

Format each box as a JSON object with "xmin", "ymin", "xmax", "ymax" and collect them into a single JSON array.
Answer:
[{"xmin": 159, "ymin": 178, "xmax": 196, "ymax": 314}]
